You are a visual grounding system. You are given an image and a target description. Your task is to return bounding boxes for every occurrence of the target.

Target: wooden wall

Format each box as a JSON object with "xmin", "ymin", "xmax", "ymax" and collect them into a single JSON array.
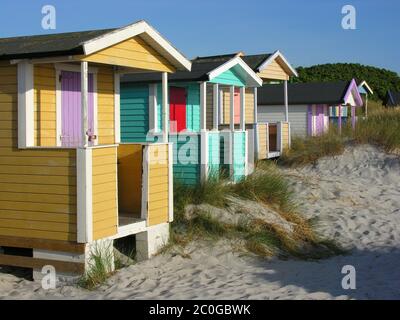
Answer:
[
  {"xmin": 92, "ymin": 146, "xmax": 118, "ymax": 240},
  {"xmin": 258, "ymin": 123, "xmax": 268, "ymax": 160},
  {"xmin": 147, "ymin": 144, "xmax": 169, "ymax": 226},
  {"xmin": 245, "ymin": 88, "xmax": 255, "ymax": 123},
  {"xmin": 82, "ymin": 36, "xmax": 175, "ymax": 73},
  {"xmin": 34, "ymin": 64, "xmax": 56, "ymax": 146},
  {"xmin": 0, "ymin": 61, "xmax": 78, "ymax": 242},
  {"xmin": 206, "ymin": 83, "xmax": 214, "ymax": 130},
  {"xmin": 281, "ymin": 122, "xmax": 290, "ymax": 150},
  {"xmin": 117, "ymin": 144, "xmax": 143, "ymax": 216},
  {"xmin": 97, "ymin": 65, "xmax": 115, "ymax": 145},
  {"xmin": 258, "ymin": 58, "xmax": 290, "ymax": 81}
]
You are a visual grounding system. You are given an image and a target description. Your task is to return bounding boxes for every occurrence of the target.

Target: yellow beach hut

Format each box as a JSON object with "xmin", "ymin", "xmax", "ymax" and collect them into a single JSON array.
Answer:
[{"xmin": 0, "ymin": 20, "xmax": 191, "ymax": 279}]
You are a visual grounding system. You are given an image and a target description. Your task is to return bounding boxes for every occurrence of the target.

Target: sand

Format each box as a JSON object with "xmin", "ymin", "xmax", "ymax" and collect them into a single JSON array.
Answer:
[{"xmin": 1, "ymin": 144, "xmax": 400, "ymax": 300}]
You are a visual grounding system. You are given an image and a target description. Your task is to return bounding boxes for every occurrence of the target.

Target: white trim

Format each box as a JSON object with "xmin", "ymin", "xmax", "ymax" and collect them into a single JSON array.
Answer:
[
  {"xmin": 81, "ymin": 62, "xmax": 89, "ymax": 147},
  {"xmin": 17, "ymin": 61, "xmax": 34, "ymax": 148},
  {"xmin": 162, "ymin": 72, "xmax": 168, "ymax": 143},
  {"xmin": 207, "ymin": 56, "xmax": 263, "ymax": 87},
  {"xmin": 168, "ymin": 143, "xmax": 174, "ymax": 222},
  {"xmin": 55, "ymin": 69, "xmax": 62, "ymax": 146},
  {"xmin": 219, "ymin": 88, "xmax": 224, "ymax": 125},
  {"xmin": 213, "ymin": 83, "xmax": 219, "ymax": 129},
  {"xmin": 114, "ymin": 72, "xmax": 121, "ymax": 143},
  {"xmin": 230, "ymin": 86, "xmax": 235, "ymax": 131},
  {"xmin": 11, "ymin": 56, "xmax": 76, "ymax": 65},
  {"xmin": 359, "ymin": 80, "xmax": 374, "ymax": 95},
  {"xmin": 93, "ymin": 72, "xmax": 98, "ymax": 146},
  {"xmin": 77, "ymin": 148, "xmax": 93, "ymax": 243},
  {"xmin": 149, "ymin": 83, "xmax": 158, "ymax": 131},
  {"xmin": 141, "ymin": 146, "xmax": 149, "ymax": 223},
  {"xmin": 82, "ymin": 20, "xmax": 191, "ymax": 71},
  {"xmin": 200, "ymin": 82, "xmax": 207, "ymax": 130},
  {"xmin": 112, "ymin": 219, "xmax": 147, "ymax": 240},
  {"xmin": 240, "ymin": 87, "xmax": 245, "ymax": 130},
  {"xmin": 200, "ymin": 130, "xmax": 209, "ymax": 181},
  {"xmin": 253, "ymin": 87, "xmax": 258, "ymax": 123},
  {"xmin": 284, "ymin": 80, "xmax": 289, "ymax": 122},
  {"xmin": 54, "ymin": 63, "xmax": 98, "ymax": 74},
  {"xmin": 258, "ymin": 50, "xmax": 298, "ymax": 77}
]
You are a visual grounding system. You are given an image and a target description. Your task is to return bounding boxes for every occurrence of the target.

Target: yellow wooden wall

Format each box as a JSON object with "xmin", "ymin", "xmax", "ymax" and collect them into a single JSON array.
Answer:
[
  {"xmin": 34, "ymin": 64, "xmax": 56, "ymax": 146},
  {"xmin": 281, "ymin": 122, "xmax": 290, "ymax": 150},
  {"xmin": 92, "ymin": 146, "xmax": 118, "ymax": 240},
  {"xmin": 245, "ymin": 88, "xmax": 255, "ymax": 123},
  {"xmin": 97, "ymin": 65, "xmax": 115, "ymax": 145},
  {"xmin": 258, "ymin": 124, "xmax": 268, "ymax": 160},
  {"xmin": 220, "ymin": 86, "xmax": 231, "ymax": 125},
  {"xmin": 0, "ymin": 61, "xmax": 78, "ymax": 241},
  {"xmin": 147, "ymin": 144, "xmax": 169, "ymax": 226},
  {"xmin": 82, "ymin": 36, "xmax": 175, "ymax": 73},
  {"xmin": 117, "ymin": 144, "xmax": 143, "ymax": 216},
  {"xmin": 257, "ymin": 59, "xmax": 290, "ymax": 81}
]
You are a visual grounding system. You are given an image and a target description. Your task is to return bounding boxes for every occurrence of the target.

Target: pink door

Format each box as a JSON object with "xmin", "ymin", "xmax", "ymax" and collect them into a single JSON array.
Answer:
[
  {"xmin": 61, "ymin": 71, "xmax": 94, "ymax": 147},
  {"xmin": 315, "ymin": 105, "xmax": 325, "ymax": 135},
  {"xmin": 234, "ymin": 88, "xmax": 240, "ymax": 124}
]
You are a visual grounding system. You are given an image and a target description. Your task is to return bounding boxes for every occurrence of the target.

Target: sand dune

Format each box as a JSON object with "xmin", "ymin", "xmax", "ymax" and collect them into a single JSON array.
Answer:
[{"xmin": 1, "ymin": 144, "xmax": 400, "ymax": 299}]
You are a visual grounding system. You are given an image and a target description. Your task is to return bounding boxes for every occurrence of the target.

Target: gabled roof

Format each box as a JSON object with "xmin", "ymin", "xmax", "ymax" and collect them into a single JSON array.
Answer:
[
  {"xmin": 247, "ymin": 51, "xmax": 298, "ymax": 77},
  {"xmin": 0, "ymin": 20, "xmax": 191, "ymax": 71},
  {"xmin": 258, "ymin": 80, "xmax": 363, "ymax": 106},
  {"xmin": 358, "ymin": 80, "xmax": 374, "ymax": 95},
  {"xmin": 122, "ymin": 53, "xmax": 262, "ymax": 86},
  {"xmin": 385, "ymin": 90, "xmax": 400, "ymax": 107}
]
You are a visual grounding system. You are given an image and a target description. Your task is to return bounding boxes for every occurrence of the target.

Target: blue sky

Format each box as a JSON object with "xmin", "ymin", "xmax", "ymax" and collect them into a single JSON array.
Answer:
[{"xmin": 1, "ymin": 0, "xmax": 399, "ymax": 73}]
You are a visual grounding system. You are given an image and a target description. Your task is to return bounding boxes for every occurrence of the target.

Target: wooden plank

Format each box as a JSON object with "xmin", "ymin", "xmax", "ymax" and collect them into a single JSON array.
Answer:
[
  {"xmin": 0, "ymin": 235, "xmax": 84, "ymax": 253},
  {"xmin": 0, "ymin": 227, "xmax": 76, "ymax": 241},
  {"xmin": 0, "ymin": 254, "xmax": 84, "ymax": 274}
]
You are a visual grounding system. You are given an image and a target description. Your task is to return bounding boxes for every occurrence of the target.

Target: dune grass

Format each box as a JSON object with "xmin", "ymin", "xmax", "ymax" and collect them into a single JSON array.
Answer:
[{"xmin": 169, "ymin": 164, "xmax": 343, "ymax": 260}]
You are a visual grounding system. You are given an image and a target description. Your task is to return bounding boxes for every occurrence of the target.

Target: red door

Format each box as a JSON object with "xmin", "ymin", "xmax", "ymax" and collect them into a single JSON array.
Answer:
[
  {"xmin": 234, "ymin": 88, "xmax": 241, "ymax": 124},
  {"xmin": 169, "ymin": 87, "xmax": 187, "ymax": 132}
]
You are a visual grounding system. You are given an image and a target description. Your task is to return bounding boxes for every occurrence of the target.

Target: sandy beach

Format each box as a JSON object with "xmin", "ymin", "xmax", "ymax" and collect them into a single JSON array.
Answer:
[{"xmin": 1, "ymin": 144, "xmax": 400, "ymax": 300}]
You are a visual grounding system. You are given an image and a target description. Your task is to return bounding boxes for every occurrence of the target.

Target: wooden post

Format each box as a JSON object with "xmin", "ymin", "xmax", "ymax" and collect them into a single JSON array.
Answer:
[
  {"xmin": 230, "ymin": 86, "xmax": 235, "ymax": 131},
  {"xmin": 81, "ymin": 61, "xmax": 88, "ymax": 147},
  {"xmin": 240, "ymin": 87, "xmax": 245, "ymax": 131},
  {"xmin": 200, "ymin": 82, "xmax": 207, "ymax": 130},
  {"xmin": 284, "ymin": 80, "xmax": 289, "ymax": 122},
  {"xmin": 253, "ymin": 87, "xmax": 258, "ymax": 123},
  {"xmin": 162, "ymin": 72, "xmax": 168, "ymax": 143},
  {"xmin": 213, "ymin": 84, "xmax": 219, "ymax": 130}
]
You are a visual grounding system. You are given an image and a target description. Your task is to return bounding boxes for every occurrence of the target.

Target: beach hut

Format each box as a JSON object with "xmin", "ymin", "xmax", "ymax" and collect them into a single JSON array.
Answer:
[
  {"xmin": 384, "ymin": 90, "xmax": 400, "ymax": 108},
  {"xmin": 238, "ymin": 51, "xmax": 298, "ymax": 159},
  {"xmin": 257, "ymin": 79, "xmax": 363, "ymax": 138},
  {"xmin": 358, "ymin": 80, "xmax": 373, "ymax": 116},
  {"xmin": 121, "ymin": 53, "xmax": 263, "ymax": 184},
  {"xmin": 0, "ymin": 20, "xmax": 191, "ymax": 279}
]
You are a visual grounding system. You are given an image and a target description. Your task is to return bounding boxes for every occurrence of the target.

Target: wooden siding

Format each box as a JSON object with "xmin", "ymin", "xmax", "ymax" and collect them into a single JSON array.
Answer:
[
  {"xmin": 82, "ymin": 36, "xmax": 175, "ymax": 73},
  {"xmin": 258, "ymin": 59, "xmax": 290, "ymax": 81},
  {"xmin": 169, "ymin": 134, "xmax": 200, "ymax": 185},
  {"xmin": 208, "ymin": 132, "xmax": 220, "ymax": 176},
  {"xmin": 117, "ymin": 144, "xmax": 143, "ymax": 216},
  {"xmin": 281, "ymin": 122, "xmax": 290, "ymax": 150},
  {"xmin": 120, "ymin": 84, "xmax": 149, "ymax": 142},
  {"xmin": 245, "ymin": 88, "xmax": 255, "ymax": 124},
  {"xmin": 147, "ymin": 144, "xmax": 169, "ymax": 226},
  {"xmin": 209, "ymin": 68, "xmax": 246, "ymax": 87},
  {"xmin": 233, "ymin": 131, "xmax": 246, "ymax": 182},
  {"xmin": 258, "ymin": 124, "xmax": 268, "ymax": 160},
  {"xmin": 97, "ymin": 66, "xmax": 115, "ymax": 145},
  {"xmin": 221, "ymin": 86, "xmax": 231, "ymax": 125},
  {"xmin": 34, "ymin": 64, "xmax": 56, "ymax": 146},
  {"xmin": 92, "ymin": 146, "xmax": 118, "ymax": 240},
  {"xmin": 0, "ymin": 63, "xmax": 78, "ymax": 241}
]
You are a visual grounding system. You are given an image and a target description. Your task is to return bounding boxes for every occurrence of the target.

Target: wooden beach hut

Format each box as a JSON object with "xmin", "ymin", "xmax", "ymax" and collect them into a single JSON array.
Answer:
[
  {"xmin": 0, "ymin": 20, "xmax": 191, "ymax": 279},
  {"xmin": 120, "ymin": 53, "xmax": 263, "ymax": 184},
  {"xmin": 258, "ymin": 79, "xmax": 363, "ymax": 138}
]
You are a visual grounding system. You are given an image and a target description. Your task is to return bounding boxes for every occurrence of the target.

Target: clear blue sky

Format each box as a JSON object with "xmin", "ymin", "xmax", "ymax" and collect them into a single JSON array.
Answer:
[{"xmin": 1, "ymin": 0, "xmax": 399, "ymax": 73}]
